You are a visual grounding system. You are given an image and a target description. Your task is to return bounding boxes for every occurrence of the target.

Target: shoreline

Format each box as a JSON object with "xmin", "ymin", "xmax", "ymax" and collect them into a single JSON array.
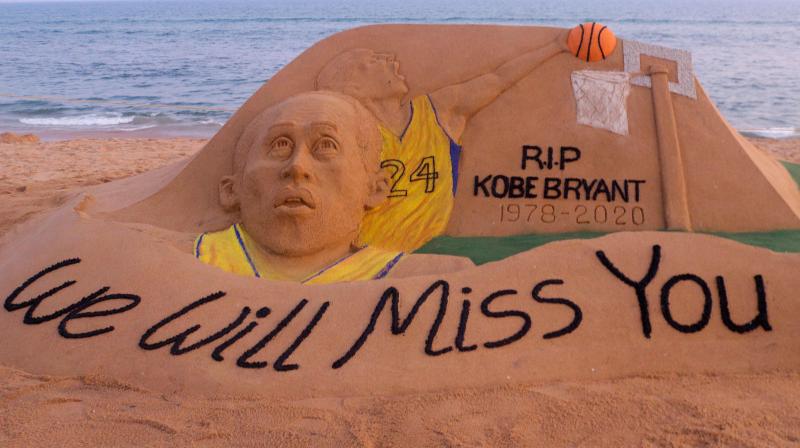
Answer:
[
  {"xmin": 3, "ymin": 126, "xmax": 798, "ymax": 143},
  {"xmin": 0, "ymin": 127, "xmax": 219, "ymax": 142},
  {"xmin": 4, "ymin": 128, "xmax": 799, "ymax": 147}
]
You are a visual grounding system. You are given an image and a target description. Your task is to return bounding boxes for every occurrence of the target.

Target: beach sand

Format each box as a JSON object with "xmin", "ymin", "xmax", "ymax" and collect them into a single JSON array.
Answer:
[{"xmin": 1, "ymin": 135, "xmax": 799, "ymax": 446}]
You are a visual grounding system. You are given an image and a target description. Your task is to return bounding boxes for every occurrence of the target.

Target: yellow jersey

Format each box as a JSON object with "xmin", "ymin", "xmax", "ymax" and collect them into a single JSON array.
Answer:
[
  {"xmin": 195, "ymin": 224, "xmax": 404, "ymax": 284},
  {"xmin": 357, "ymin": 95, "xmax": 462, "ymax": 252}
]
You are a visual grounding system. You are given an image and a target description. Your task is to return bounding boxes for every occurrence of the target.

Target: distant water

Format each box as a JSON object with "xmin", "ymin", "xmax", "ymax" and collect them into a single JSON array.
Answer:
[{"xmin": 1, "ymin": 0, "xmax": 798, "ymax": 139}]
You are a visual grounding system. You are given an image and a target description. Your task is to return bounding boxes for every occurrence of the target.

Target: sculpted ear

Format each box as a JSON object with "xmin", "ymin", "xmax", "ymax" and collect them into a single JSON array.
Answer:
[
  {"xmin": 365, "ymin": 170, "xmax": 389, "ymax": 210},
  {"xmin": 219, "ymin": 175, "xmax": 239, "ymax": 211}
]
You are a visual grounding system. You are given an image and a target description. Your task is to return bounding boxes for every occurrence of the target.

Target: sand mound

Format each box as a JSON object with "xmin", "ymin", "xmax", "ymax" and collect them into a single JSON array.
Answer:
[
  {"xmin": 0, "ymin": 132, "xmax": 40, "ymax": 144},
  {"xmin": 1, "ymin": 213, "xmax": 798, "ymax": 397}
]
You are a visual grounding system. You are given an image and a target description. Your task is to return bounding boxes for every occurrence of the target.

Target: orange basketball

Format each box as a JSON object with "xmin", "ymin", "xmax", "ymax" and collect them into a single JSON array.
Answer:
[{"xmin": 567, "ymin": 22, "xmax": 617, "ymax": 62}]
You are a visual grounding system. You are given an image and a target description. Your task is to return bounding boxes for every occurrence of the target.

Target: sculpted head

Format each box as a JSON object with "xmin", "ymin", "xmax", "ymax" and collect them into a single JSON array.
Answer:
[
  {"xmin": 220, "ymin": 91, "xmax": 387, "ymax": 257},
  {"xmin": 316, "ymin": 48, "xmax": 409, "ymax": 100}
]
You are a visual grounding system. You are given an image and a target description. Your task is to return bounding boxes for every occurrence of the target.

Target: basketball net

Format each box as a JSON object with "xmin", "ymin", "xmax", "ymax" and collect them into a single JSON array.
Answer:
[{"xmin": 570, "ymin": 70, "xmax": 631, "ymax": 136}]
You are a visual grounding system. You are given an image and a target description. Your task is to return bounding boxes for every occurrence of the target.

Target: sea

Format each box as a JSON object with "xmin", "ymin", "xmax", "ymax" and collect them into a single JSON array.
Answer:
[{"xmin": 1, "ymin": 0, "xmax": 798, "ymax": 139}]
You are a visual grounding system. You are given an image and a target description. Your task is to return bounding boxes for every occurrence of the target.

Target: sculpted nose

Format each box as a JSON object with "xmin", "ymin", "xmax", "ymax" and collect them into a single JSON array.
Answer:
[{"xmin": 280, "ymin": 148, "xmax": 312, "ymax": 182}]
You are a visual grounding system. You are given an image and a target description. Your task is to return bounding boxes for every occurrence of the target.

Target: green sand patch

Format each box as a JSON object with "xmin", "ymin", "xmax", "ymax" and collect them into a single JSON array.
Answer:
[
  {"xmin": 782, "ymin": 160, "xmax": 800, "ymax": 188},
  {"xmin": 418, "ymin": 161, "xmax": 800, "ymax": 265},
  {"xmin": 417, "ymin": 232, "xmax": 607, "ymax": 265},
  {"xmin": 417, "ymin": 231, "xmax": 800, "ymax": 265}
]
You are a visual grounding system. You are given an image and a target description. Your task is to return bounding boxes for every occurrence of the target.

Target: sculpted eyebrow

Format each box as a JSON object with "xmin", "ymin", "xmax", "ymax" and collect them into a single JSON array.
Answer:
[
  {"xmin": 309, "ymin": 121, "xmax": 338, "ymax": 132},
  {"xmin": 267, "ymin": 122, "xmax": 297, "ymax": 132}
]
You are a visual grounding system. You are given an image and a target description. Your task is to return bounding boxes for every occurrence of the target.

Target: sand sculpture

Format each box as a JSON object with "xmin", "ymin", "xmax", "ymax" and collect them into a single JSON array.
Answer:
[
  {"xmin": 195, "ymin": 90, "xmax": 442, "ymax": 282},
  {"xmin": 1, "ymin": 24, "xmax": 798, "ymax": 398}
]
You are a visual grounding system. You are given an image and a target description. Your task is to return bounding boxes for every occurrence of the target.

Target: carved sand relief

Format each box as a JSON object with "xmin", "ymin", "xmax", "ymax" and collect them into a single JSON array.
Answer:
[
  {"xmin": 314, "ymin": 32, "xmax": 570, "ymax": 251},
  {"xmin": 304, "ymin": 24, "xmax": 669, "ymax": 241},
  {"xmin": 1, "ymin": 229, "xmax": 791, "ymax": 398},
  {"xmin": 195, "ymin": 91, "xmax": 410, "ymax": 282},
  {"xmin": 462, "ymin": 33, "xmax": 678, "ymax": 235}
]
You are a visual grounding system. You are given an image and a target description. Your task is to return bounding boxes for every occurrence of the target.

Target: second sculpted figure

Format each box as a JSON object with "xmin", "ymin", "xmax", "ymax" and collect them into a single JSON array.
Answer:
[
  {"xmin": 317, "ymin": 32, "xmax": 569, "ymax": 251},
  {"xmin": 197, "ymin": 32, "xmax": 569, "ymax": 283}
]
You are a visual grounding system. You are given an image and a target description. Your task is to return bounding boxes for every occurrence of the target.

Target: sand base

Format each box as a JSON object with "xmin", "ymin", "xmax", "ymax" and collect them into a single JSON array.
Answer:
[
  {"xmin": 1, "ymin": 136, "xmax": 799, "ymax": 446},
  {"xmin": 2, "ymin": 364, "xmax": 798, "ymax": 447}
]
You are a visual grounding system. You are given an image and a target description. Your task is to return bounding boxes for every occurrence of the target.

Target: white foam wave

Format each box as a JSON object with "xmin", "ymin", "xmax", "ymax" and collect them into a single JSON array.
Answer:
[
  {"xmin": 19, "ymin": 114, "xmax": 136, "ymax": 126},
  {"xmin": 741, "ymin": 127, "xmax": 798, "ymax": 139},
  {"xmin": 117, "ymin": 124, "xmax": 159, "ymax": 132}
]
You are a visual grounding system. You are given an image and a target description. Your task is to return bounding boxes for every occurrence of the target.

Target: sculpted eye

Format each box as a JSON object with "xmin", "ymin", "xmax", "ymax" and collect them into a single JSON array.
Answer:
[
  {"xmin": 314, "ymin": 137, "xmax": 339, "ymax": 157},
  {"xmin": 268, "ymin": 136, "xmax": 293, "ymax": 159}
]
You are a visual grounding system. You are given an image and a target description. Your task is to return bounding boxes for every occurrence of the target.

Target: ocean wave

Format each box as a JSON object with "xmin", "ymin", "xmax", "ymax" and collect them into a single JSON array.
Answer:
[
  {"xmin": 740, "ymin": 127, "xmax": 798, "ymax": 139},
  {"xmin": 19, "ymin": 114, "xmax": 136, "ymax": 126},
  {"xmin": 198, "ymin": 118, "xmax": 226, "ymax": 126},
  {"xmin": 116, "ymin": 124, "xmax": 159, "ymax": 132}
]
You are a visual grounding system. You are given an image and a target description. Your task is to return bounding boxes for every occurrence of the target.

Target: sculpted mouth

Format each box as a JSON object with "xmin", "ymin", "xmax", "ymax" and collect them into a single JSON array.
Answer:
[
  {"xmin": 281, "ymin": 197, "xmax": 313, "ymax": 208},
  {"xmin": 275, "ymin": 189, "xmax": 316, "ymax": 210}
]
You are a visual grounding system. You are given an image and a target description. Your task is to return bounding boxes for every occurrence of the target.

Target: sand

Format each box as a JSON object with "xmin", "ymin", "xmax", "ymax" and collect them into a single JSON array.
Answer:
[
  {"xmin": 0, "ymin": 135, "xmax": 798, "ymax": 446},
  {"xmin": 0, "ymin": 138, "xmax": 205, "ymax": 236},
  {"xmin": 2, "ymin": 364, "xmax": 798, "ymax": 447}
]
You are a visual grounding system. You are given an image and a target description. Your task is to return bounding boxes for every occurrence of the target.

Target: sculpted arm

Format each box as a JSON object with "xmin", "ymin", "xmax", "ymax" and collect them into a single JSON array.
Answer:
[{"xmin": 429, "ymin": 31, "xmax": 569, "ymax": 141}]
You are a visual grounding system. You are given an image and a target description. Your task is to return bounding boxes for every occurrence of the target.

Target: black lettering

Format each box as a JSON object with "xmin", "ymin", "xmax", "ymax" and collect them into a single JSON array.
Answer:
[
  {"xmin": 273, "ymin": 301, "xmax": 331, "ymax": 372},
  {"xmin": 581, "ymin": 179, "xmax": 598, "ymax": 200},
  {"xmin": 660, "ymin": 274, "xmax": 712, "ymax": 333},
  {"xmin": 4, "ymin": 258, "xmax": 81, "ymax": 313},
  {"xmin": 473, "ymin": 175, "xmax": 491, "ymax": 197},
  {"xmin": 563, "ymin": 178, "xmax": 582, "ymax": 200},
  {"xmin": 508, "ymin": 176, "xmax": 525, "ymax": 198},
  {"xmin": 5, "ymin": 259, "xmax": 85, "ymax": 324},
  {"xmin": 543, "ymin": 177, "xmax": 561, "ymax": 199},
  {"xmin": 455, "ymin": 300, "xmax": 478, "ymax": 352},
  {"xmin": 211, "ymin": 306, "xmax": 271, "ymax": 362},
  {"xmin": 531, "ymin": 279, "xmax": 582, "ymax": 339},
  {"xmin": 521, "ymin": 145, "xmax": 543, "ymax": 170},
  {"xmin": 237, "ymin": 299, "xmax": 308, "ymax": 369},
  {"xmin": 592, "ymin": 179, "xmax": 611, "ymax": 202},
  {"xmin": 6, "ymin": 258, "xmax": 140, "ymax": 339},
  {"xmin": 491, "ymin": 175, "xmax": 509, "ymax": 198},
  {"xmin": 716, "ymin": 275, "xmax": 772, "ymax": 333},
  {"xmin": 596, "ymin": 245, "xmax": 661, "ymax": 338},
  {"xmin": 559, "ymin": 146, "xmax": 581, "ymax": 170},
  {"xmin": 480, "ymin": 289, "xmax": 531, "ymax": 349},
  {"xmin": 24, "ymin": 286, "xmax": 108, "ymax": 325},
  {"xmin": 139, "ymin": 291, "xmax": 244, "ymax": 355},
  {"xmin": 525, "ymin": 176, "xmax": 538, "ymax": 198},
  {"xmin": 58, "ymin": 292, "xmax": 140, "ymax": 339},
  {"xmin": 630, "ymin": 180, "xmax": 645, "ymax": 202},
  {"xmin": 611, "ymin": 180, "xmax": 629, "ymax": 203},
  {"xmin": 332, "ymin": 281, "xmax": 453, "ymax": 369}
]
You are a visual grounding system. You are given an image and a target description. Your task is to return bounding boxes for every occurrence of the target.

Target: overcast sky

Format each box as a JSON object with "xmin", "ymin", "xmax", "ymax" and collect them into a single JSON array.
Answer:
[{"xmin": 0, "ymin": 0, "xmax": 175, "ymax": 3}]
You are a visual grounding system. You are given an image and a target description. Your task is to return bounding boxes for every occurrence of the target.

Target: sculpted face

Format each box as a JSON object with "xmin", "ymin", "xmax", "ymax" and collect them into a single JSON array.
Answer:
[
  {"xmin": 317, "ymin": 48, "xmax": 409, "ymax": 100},
  {"xmin": 222, "ymin": 92, "xmax": 386, "ymax": 257},
  {"xmin": 357, "ymin": 50, "xmax": 409, "ymax": 99}
]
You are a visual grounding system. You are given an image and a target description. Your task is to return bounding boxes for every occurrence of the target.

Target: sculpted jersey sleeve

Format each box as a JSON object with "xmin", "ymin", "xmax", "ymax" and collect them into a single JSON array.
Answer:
[
  {"xmin": 195, "ymin": 224, "xmax": 404, "ymax": 284},
  {"xmin": 357, "ymin": 95, "xmax": 462, "ymax": 251}
]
